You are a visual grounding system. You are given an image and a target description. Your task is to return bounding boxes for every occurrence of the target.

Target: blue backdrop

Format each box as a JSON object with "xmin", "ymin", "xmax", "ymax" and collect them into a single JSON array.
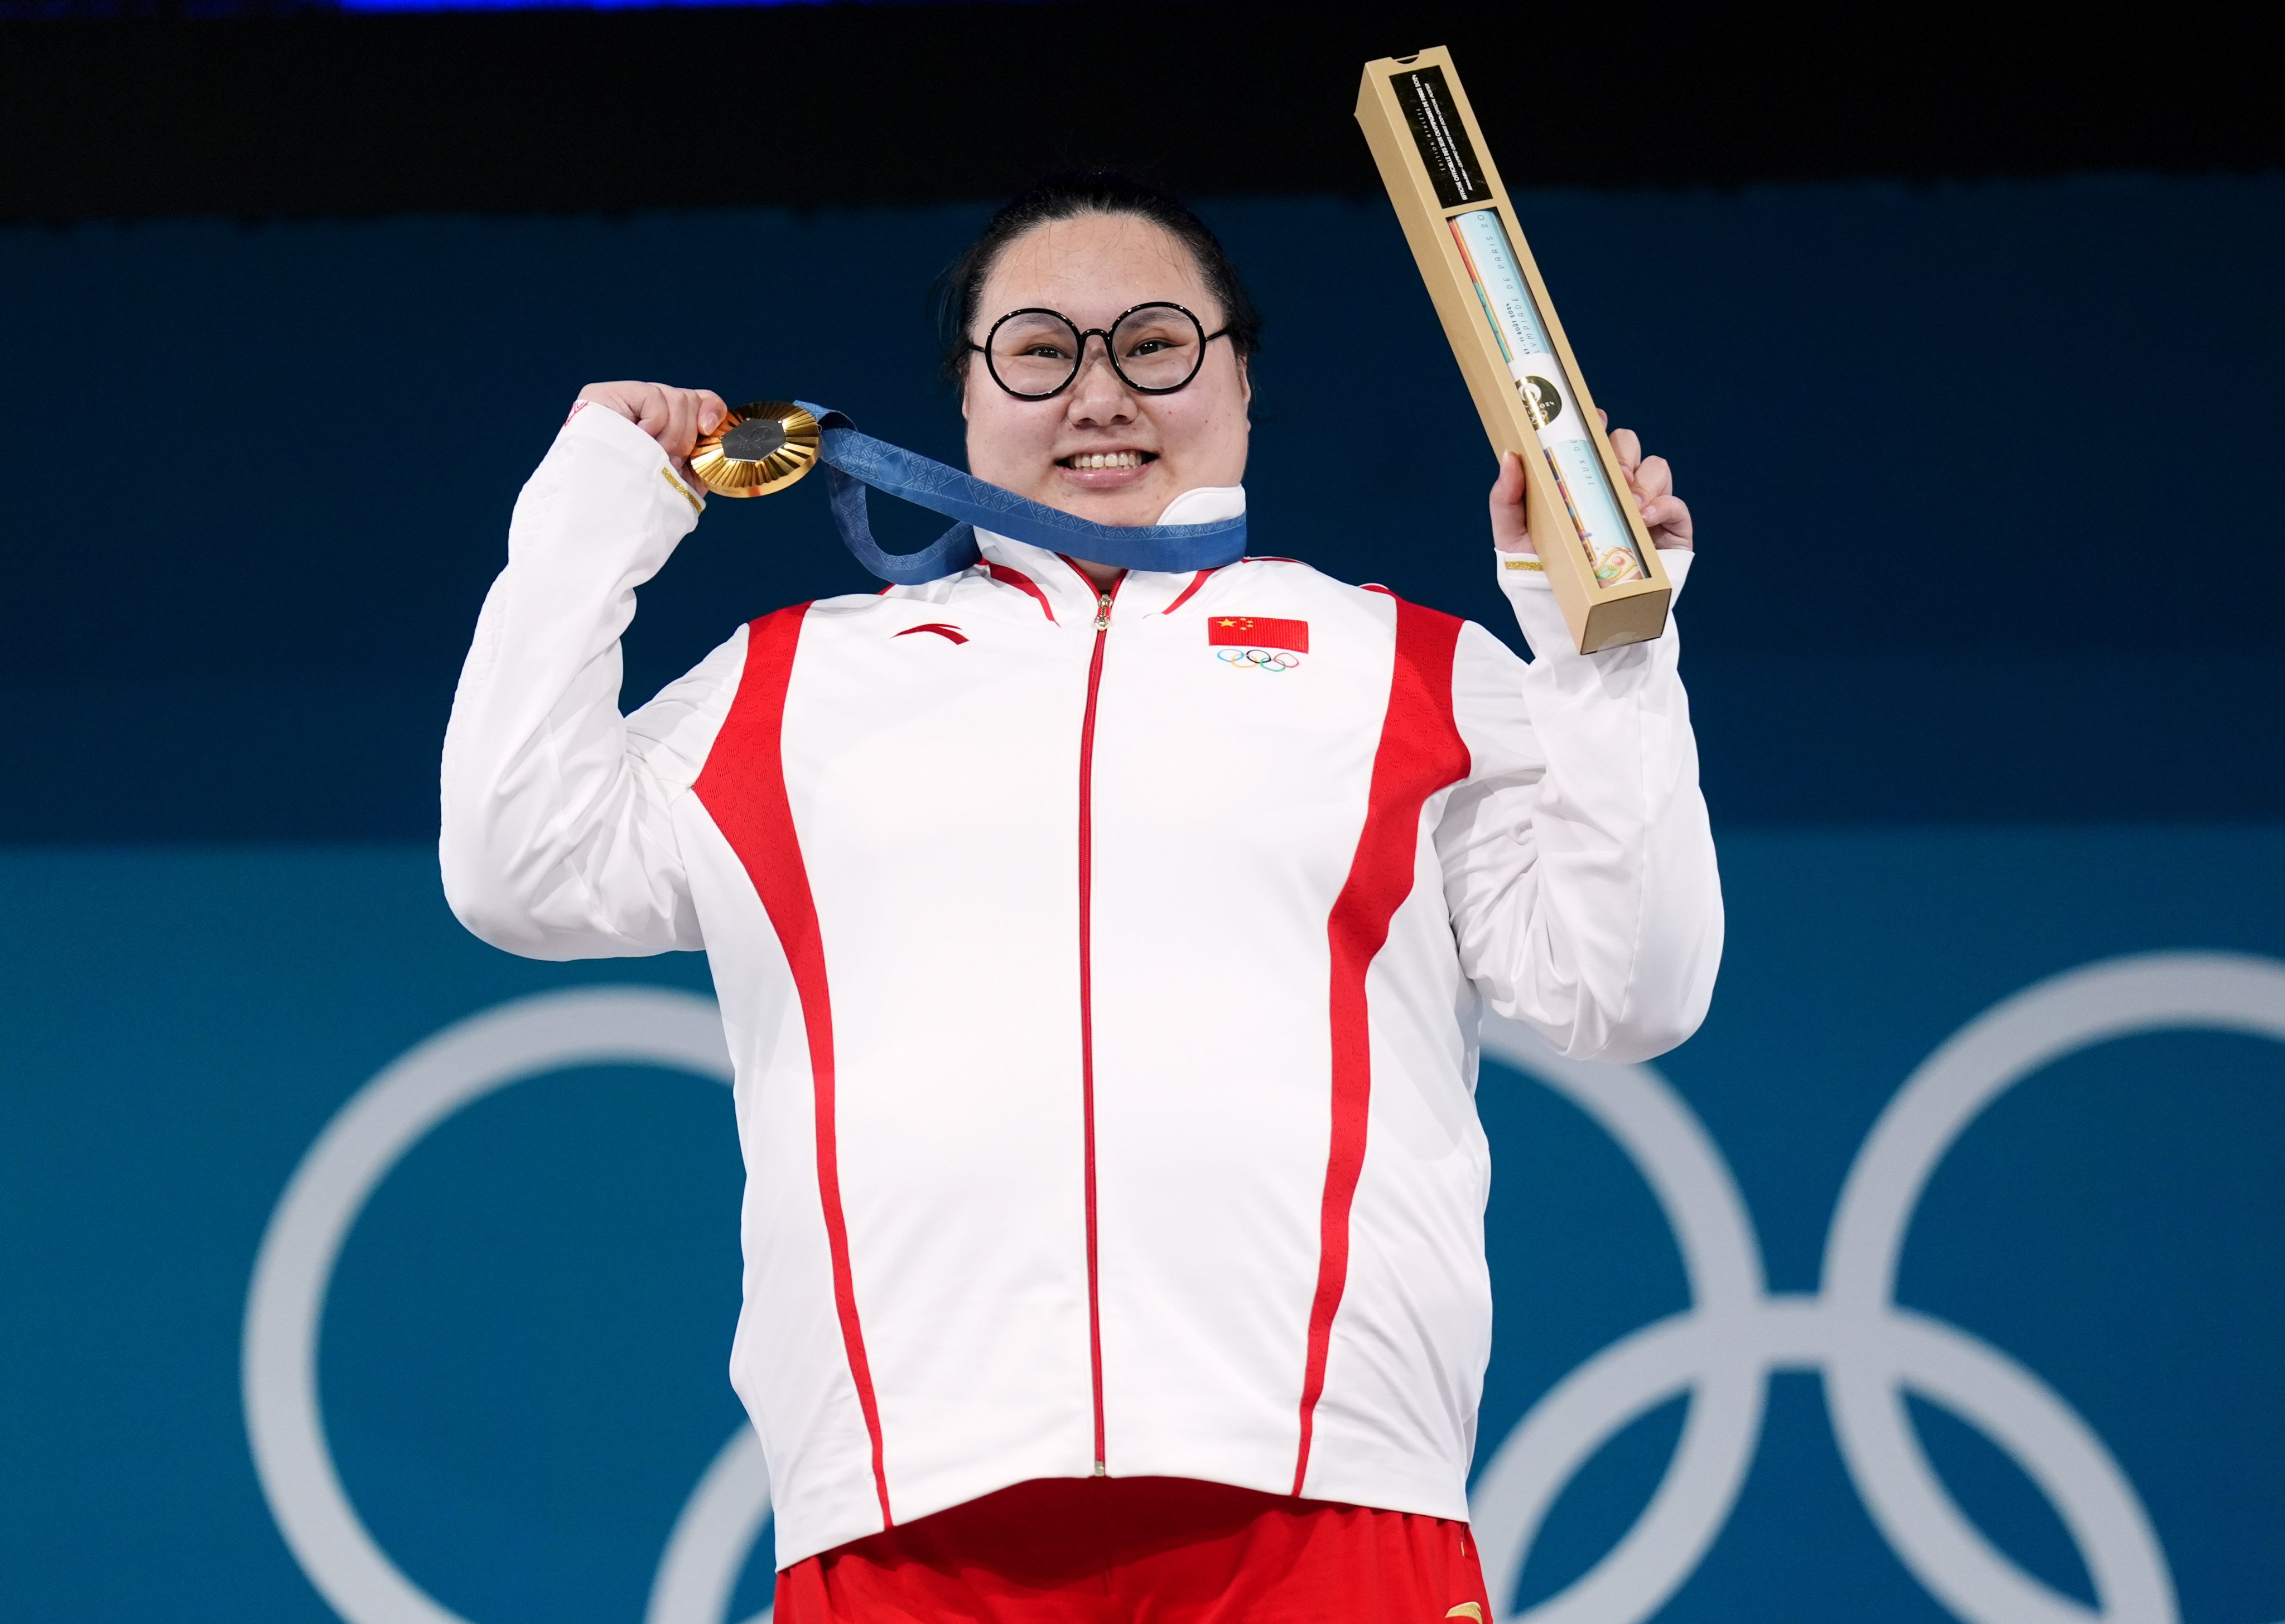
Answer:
[
  {"xmin": 2, "ymin": 173, "xmax": 2281, "ymax": 1624},
  {"xmin": 5, "ymin": 175, "xmax": 2281, "ymax": 835},
  {"xmin": 4, "ymin": 837, "xmax": 2280, "ymax": 1623}
]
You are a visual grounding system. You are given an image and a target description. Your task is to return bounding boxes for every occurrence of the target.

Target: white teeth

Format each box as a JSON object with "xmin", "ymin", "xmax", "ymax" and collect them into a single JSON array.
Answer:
[{"xmin": 1072, "ymin": 451, "xmax": 1143, "ymax": 470}]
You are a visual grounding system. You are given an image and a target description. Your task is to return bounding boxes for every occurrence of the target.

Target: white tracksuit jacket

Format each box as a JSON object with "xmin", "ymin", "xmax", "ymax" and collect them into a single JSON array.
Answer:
[{"xmin": 441, "ymin": 402, "xmax": 1723, "ymax": 1569}]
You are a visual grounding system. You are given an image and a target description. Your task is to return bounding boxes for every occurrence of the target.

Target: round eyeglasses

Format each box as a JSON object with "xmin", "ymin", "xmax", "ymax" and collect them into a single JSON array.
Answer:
[{"xmin": 972, "ymin": 301, "xmax": 1232, "ymax": 400}]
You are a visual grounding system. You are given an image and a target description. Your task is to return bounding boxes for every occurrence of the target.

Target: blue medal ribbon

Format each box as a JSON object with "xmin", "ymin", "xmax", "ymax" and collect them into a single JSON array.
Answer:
[{"xmin": 798, "ymin": 403, "xmax": 1249, "ymax": 586}]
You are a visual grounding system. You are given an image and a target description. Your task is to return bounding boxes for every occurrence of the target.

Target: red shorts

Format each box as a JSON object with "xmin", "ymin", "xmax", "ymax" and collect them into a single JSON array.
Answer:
[{"xmin": 772, "ymin": 1476, "xmax": 1491, "ymax": 1624}]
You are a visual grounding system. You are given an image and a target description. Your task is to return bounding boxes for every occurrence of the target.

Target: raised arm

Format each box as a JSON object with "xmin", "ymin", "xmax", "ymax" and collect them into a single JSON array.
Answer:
[
  {"xmin": 1436, "ymin": 437, "xmax": 1723, "ymax": 1061},
  {"xmin": 440, "ymin": 383, "xmax": 739, "ymax": 961}
]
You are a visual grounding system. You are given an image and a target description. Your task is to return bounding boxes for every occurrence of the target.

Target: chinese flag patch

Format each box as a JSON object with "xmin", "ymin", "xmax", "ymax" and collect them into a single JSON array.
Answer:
[{"xmin": 1206, "ymin": 615, "xmax": 1309, "ymax": 652}]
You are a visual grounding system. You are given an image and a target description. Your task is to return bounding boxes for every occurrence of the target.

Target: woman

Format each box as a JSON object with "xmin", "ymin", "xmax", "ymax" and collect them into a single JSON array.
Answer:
[{"xmin": 442, "ymin": 171, "xmax": 1718, "ymax": 1622}]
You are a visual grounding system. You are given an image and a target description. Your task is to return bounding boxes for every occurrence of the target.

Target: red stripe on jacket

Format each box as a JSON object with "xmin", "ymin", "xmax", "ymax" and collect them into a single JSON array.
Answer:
[
  {"xmin": 1164, "ymin": 567, "xmax": 1219, "ymax": 615},
  {"xmin": 694, "ymin": 605, "xmax": 895, "ymax": 1530},
  {"xmin": 1291, "ymin": 595, "xmax": 1471, "ymax": 1495},
  {"xmin": 985, "ymin": 562, "xmax": 1057, "ymax": 623}
]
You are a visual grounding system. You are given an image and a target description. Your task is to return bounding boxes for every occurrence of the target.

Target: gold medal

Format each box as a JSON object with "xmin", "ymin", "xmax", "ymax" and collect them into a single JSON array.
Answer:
[{"xmin": 689, "ymin": 401, "xmax": 822, "ymax": 497}]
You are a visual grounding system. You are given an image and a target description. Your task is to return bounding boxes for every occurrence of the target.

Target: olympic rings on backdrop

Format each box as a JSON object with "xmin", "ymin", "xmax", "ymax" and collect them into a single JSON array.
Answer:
[
  {"xmin": 241, "ymin": 990, "xmax": 750, "ymax": 1624},
  {"xmin": 245, "ymin": 953, "xmax": 2285, "ymax": 1624},
  {"xmin": 1216, "ymin": 647, "xmax": 1300, "ymax": 671},
  {"xmin": 1468, "ymin": 951, "xmax": 2285, "ymax": 1624}
]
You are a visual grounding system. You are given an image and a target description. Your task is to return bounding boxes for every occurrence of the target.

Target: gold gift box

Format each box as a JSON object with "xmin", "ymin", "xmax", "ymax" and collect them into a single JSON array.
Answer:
[{"xmin": 1357, "ymin": 47, "xmax": 1672, "ymax": 654}]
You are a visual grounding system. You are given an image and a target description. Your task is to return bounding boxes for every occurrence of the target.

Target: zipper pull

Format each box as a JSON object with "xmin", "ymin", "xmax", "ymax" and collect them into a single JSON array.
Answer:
[{"xmin": 1093, "ymin": 591, "xmax": 1114, "ymax": 632}]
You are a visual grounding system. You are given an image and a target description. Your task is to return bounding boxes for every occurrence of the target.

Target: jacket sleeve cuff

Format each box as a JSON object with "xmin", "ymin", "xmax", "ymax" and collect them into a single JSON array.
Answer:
[
  {"xmin": 560, "ymin": 398, "xmax": 709, "ymax": 524},
  {"xmin": 1495, "ymin": 544, "xmax": 1694, "ymax": 659}
]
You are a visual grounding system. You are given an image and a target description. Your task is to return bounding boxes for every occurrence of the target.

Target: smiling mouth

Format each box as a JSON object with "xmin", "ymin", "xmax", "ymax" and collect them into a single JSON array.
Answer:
[{"xmin": 1058, "ymin": 451, "xmax": 1156, "ymax": 470}]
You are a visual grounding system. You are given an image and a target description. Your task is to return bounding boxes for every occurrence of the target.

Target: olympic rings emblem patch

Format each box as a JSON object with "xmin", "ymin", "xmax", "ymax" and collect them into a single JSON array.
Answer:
[{"xmin": 1216, "ymin": 647, "xmax": 1301, "ymax": 672}]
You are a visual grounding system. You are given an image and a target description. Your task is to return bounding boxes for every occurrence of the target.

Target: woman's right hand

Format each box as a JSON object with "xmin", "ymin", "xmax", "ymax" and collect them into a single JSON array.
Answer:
[{"xmin": 573, "ymin": 381, "xmax": 728, "ymax": 485}]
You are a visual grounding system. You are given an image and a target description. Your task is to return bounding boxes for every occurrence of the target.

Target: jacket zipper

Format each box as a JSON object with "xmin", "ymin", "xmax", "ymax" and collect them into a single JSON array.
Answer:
[{"xmin": 1076, "ymin": 576, "xmax": 1120, "ymax": 1476}]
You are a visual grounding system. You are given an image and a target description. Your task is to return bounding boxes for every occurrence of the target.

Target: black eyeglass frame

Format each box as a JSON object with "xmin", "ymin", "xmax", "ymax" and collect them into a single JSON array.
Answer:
[{"xmin": 968, "ymin": 301, "xmax": 1235, "ymax": 400}]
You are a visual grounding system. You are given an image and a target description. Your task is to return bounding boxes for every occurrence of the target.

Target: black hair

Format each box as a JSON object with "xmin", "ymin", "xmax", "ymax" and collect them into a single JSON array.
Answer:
[{"xmin": 937, "ymin": 168, "xmax": 1264, "ymax": 385}]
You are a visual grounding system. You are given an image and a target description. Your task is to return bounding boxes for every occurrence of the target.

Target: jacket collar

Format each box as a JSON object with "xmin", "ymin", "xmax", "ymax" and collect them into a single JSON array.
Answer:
[{"xmin": 974, "ymin": 484, "xmax": 1245, "ymax": 626}]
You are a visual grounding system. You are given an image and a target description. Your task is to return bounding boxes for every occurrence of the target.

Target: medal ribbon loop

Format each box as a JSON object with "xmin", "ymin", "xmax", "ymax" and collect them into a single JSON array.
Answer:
[{"xmin": 800, "ymin": 403, "xmax": 1250, "ymax": 585}]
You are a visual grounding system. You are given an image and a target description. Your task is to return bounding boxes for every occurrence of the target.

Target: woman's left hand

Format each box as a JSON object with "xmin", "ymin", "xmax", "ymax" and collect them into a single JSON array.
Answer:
[
  {"xmin": 1488, "ymin": 412, "xmax": 1694, "ymax": 553},
  {"xmin": 1610, "ymin": 420, "xmax": 1693, "ymax": 551}
]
